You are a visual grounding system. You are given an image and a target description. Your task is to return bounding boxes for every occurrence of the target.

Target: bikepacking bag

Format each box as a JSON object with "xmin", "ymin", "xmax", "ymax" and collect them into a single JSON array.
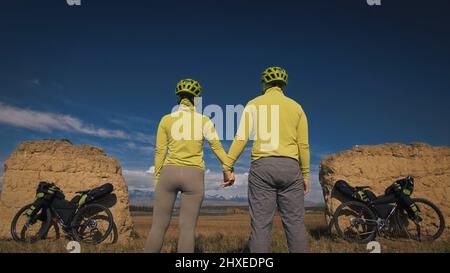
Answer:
[
  {"xmin": 385, "ymin": 176, "xmax": 415, "ymax": 197},
  {"xmin": 384, "ymin": 177, "xmax": 421, "ymax": 220},
  {"xmin": 51, "ymin": 196, "xmax": 77, "ymax": 226},
  {"xmin": 27, "ymin": 181, "xmax": 65, "ymax": 218},
  {"xmin": 374, "ymin": 203, "xmax": 396, "ymax": 218},
  {"xmin": 36, "ymin": 181, "xmax": 65, "ymax": 201},
  {"xmin": 371, "ymin": 194, "xmax": 398, "ymax": 218},
  {"xmin": 26, "ymin": 198, "xmax": 47, "ymax": 220},
  {"xmin": 334, "ymin": 180, "xmax": 376, "ymax": 203},
  {"xmin": 77, "ymin": 183, "xmax": 113, "ymax": 206}
]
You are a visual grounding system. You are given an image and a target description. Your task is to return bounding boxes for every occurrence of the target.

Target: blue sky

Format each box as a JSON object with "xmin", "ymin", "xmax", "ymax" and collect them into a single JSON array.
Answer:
[{"xmin": 1, "ymin": 0, "xmax": 450, "ymax": 203}]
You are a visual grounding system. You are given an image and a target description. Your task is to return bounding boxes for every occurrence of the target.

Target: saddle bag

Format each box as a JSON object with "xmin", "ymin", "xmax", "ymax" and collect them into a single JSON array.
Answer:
[
  {"xmin": 335, "ymin": 180, "xmax": 376, "ymax": 203},
  {"xmin": 77, "ymin": 183, "xmax": 114, "ymax": 206}
]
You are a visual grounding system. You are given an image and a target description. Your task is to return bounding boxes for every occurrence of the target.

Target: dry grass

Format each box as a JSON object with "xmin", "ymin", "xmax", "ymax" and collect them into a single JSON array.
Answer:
[{"xmin": 1, "ymin": 212, "xmax": 449, "ymax": 253}]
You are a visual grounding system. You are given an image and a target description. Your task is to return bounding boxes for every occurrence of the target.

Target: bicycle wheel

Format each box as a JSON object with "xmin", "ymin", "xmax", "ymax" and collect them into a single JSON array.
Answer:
[
  {"xmin": 396, "ymin": 198, "xmax": 445, "ymax": 241},
  {"xmin": 333, "ymin": 201, "xmax": 378, "ymax": 244},
  {"xmin": 11, "ymin": 204, "xmax": 52, "ymax": 243},
  {"xmin": 71, "ymin": 203, "xmax": 114, "ymax": 244}
]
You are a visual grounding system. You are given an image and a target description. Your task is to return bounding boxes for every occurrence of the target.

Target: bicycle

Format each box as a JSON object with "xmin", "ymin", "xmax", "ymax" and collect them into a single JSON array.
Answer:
[
  {"xmin": 11, "ymin": 183, "xmax": 115, "ymax": 244},
  {"xmin": 333, "ymin": 186, "xmax": 445, "ymax": 244}
]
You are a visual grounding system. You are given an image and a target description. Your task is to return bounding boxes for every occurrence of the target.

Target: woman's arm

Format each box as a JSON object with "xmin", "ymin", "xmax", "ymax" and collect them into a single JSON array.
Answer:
[
  {"xmin": 154, "ymin": 116, "xmax": 169, "ymax": 187},
  {"xmin": 203, "ymin": 117, "xmax": 228, "ymax": 164}
]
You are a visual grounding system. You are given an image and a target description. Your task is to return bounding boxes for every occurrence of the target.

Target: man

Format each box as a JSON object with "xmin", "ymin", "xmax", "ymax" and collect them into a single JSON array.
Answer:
[{"xmin": 222, "ymin": 66, "xmax": 310, "ymax": 253}]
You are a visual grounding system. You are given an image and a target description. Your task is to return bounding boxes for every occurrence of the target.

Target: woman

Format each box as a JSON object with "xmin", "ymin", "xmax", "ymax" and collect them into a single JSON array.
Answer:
[{"xmin": 144, "ymin": 78, "xmax": 228, "ymax": 253}]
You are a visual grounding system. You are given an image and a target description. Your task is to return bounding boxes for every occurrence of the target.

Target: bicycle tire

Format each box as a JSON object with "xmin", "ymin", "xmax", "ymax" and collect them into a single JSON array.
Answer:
[
  {"xmin": 10, "ymin": 204, "xmax": 52, "ymax": 243},
  {"xmin": 70, "ymin": 203, "xmax": 114, "ymax": 244},
  {"xmin": 333, "ymin": 200, "xmax": 377, "ymax": 244}
]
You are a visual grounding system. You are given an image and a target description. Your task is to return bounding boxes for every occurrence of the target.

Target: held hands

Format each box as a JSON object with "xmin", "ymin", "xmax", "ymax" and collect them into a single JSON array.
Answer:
[{"xmin": 221, "ymin": 171, "xmax": 236, "ymax": 188}]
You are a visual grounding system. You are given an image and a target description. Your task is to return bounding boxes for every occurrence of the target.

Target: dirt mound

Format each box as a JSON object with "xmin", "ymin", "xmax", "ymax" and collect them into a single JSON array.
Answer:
[
  {"xmin": 319, "ymin": 143, "xmax": 450, "ymax": 237},
  {"xmin": 0, "ymin": 139, "xmax": 135, "ymax": 243}
]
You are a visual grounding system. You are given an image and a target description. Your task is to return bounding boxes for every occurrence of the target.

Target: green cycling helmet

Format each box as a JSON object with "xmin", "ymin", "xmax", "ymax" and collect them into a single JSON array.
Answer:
[
  {"xmin": 261, "ymin": 66, "xmax": 288, "ymax": 85},
  {"xmin": 176, "ymin": 78, "xmax": 202, "ymax": 97}
]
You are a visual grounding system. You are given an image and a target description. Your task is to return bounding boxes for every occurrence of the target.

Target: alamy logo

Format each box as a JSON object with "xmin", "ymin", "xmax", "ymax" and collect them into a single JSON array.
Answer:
[
  {"xmin": 366, "ymin": 0, "xmax": 381, "ymax": 6},
  {"xmin": 66, "ymin": 241, "xmax": 81, "ymax": 253},
  {"xmin": 367, "ymin": 241, "xmax": 381, "ymax": 253},
  {"xmin": 66, "ymin": 0, "xmax": 81, "ymax": 6},
  {"xmin": 168, "ymin": 97, "xmax": 281, "ymax": 151}
]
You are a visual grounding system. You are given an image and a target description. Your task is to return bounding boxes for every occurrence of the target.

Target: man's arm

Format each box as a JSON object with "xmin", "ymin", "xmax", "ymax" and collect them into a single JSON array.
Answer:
[
  {"xmin": 223, "ymin": 104, "xmax": 254, "ymax": 171},
  {"xmin": 297, "ymin": 108, "xmax": 310, "ymax": 185},
  {"xmin": 154, "ymin": 117, "xmax": 168, "ymax": 188}
]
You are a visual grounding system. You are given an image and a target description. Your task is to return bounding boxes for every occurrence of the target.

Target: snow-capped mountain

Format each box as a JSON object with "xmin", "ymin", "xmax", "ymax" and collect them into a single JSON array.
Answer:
[{"xmin": 128, "ymin": 189, "xmax": 247, "ymax": 205}]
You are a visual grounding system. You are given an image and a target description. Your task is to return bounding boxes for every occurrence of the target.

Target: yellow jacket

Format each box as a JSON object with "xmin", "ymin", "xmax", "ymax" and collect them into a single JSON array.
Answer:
[
  {"xmin": 154, "ymin": 98, "xmax": 227, "ymax": 185},
  {"xmin": 223, "ymin": 87, "xmax": 310, "ymax": 181}
]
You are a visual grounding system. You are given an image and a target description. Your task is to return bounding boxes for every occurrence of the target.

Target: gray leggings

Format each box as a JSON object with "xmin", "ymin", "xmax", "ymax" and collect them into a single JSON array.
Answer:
[{"xmin": 144, "ymin": 165, "xmax": 204, "ymax": 253}]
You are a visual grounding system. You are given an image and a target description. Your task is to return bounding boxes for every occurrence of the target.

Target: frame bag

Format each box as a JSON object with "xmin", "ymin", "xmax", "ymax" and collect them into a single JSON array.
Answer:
[{"xmin": 51, "ymin": 197, "xmax": 77, "ymax": 226}]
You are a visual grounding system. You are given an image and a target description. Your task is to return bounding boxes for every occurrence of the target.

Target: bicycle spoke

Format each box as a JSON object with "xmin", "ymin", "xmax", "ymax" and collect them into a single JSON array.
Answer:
[{"xmin": 71, "ymin": 204, "xmax": 113, "ymax": 244}]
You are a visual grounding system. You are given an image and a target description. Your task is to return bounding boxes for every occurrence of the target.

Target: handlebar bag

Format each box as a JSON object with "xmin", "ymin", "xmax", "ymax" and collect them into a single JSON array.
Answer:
[{"xmin": 36, "ymin": 181, "xmax": 65, "ymax": 201}]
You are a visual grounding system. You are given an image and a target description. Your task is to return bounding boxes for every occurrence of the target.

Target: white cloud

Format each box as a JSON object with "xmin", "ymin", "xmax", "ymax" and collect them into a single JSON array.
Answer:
[
  {"xmin": 203, "ymin": 170, "xmax": 248, "ymax": 196},
  {"xmin": 125, "ymin": 141, "xmax": 154, "ymax": 153},
  {"xmin": 0, "ymin": 102, "xmax": 129, "ymax": 139},
  {"xmin": 122, "ymin": 169, "xmax": 154, "ymax": 191},
  {"xmin": 24, "ymin": 78, "xmax": 40, "ymax": 88},
  {"xmin": 31, "ymin": 78, "xmax": 40, "ymax": 86},
  {"xmin": 305, "ymin": 167, "xmax": 324, "ymax": 204},
  {"xmin": 134, "ymin": 132, "xmax": 156, "ymax": 145},
  {"xmin": 121, "ymin": 168, "xmax": 246, "ymax": 197},
  {"xmin": 146, "ymin": 166, "xmax": 155, "ymax": 174},
  {"xmin": 122, "ymin": 169, "xmax": 151, "ymax": 178}
]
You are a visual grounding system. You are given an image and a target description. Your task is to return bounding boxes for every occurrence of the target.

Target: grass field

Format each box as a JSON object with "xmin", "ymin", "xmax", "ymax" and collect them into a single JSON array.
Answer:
[{"xmin": 0, "ymin": 208, "xmax": 449, "ymax": 253}]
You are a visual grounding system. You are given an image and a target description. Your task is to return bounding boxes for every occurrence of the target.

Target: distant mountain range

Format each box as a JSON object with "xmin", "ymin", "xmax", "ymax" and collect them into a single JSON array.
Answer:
[
  {"xmin": 129, "ymin": 189, "xmax": 247, "ymax": 206},
  {"xmin": 128, "ymin": 189, "xmax": 323, "ymax": 208},
  {"xmin": 129, "ymin": 189, "xmax": 155, "ymax": 201}
]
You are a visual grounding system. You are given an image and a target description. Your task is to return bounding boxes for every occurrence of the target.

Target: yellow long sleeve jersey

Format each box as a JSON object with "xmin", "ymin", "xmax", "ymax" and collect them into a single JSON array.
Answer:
[
  {"xmin": 223, "ymin": 87, "xmax": 310, "ymax": 181},
  {"xmin": 154, "ymin": 99, "xmax": 228, "ymax": 185}
]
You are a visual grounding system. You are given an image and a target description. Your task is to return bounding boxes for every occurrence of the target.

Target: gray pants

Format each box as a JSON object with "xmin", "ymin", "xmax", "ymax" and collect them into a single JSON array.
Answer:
[
  {"xmin": 248, "ymin": 157, "xmax": 309, "ymax": 253},
  {"xmin": 144, "ymin": 165, "xmax": 204, "ymax": 253}
]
